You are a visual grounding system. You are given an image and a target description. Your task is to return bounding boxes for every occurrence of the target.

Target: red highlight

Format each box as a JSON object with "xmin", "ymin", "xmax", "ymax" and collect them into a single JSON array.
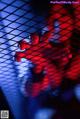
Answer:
[{"xmin": 15, "ymin": 4, "xmax": 80, "ymax": 97}]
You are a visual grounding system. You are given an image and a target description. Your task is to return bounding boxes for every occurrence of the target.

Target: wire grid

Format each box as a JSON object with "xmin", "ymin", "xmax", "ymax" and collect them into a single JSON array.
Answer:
[
  {"xmin": 0, "ymin": 0, "xmax": 47, "ymax": 119},
  {"xmin": 0, "ymin": 0, "xmax": 80, "ymax": 119}
]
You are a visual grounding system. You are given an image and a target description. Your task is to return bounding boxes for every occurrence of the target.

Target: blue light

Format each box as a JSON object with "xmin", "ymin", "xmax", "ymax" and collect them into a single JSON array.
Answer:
[
  {"xmin": 74, "ymin": 84, "xmax": 80, "ymax": 102},
  {"xmin": 42, "ymin": 27, "xmax": 49, "ymax": 34},
  {"xmin": 49, "ymin": 20, "xmax": 60, "ymax": 43},
  {"xmin": 34, "ymin": 108, "xmax": 55, "ymax": 119},
  {"xmin": 0, "ymin": 1, "xmax": 36, "ymax": 118}
]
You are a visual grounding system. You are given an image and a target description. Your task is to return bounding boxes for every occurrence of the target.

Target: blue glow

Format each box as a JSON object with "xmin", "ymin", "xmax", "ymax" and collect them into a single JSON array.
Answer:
[
  {"xmin": 74, "ymin": 84, "xmax": 80, "ymax": 102},
  {"xmin": 0, "ymin": 0, "xmax": 37, "ymax": 119},
  {"xmin": 41, "ymin": 22, "xmax": 60, "ymax": 44},
  {"xmin": 42, "ymin": 27, "xmax": 49, "ymax": 34},
  {"xmin": 49, "ymin": 20, "xmax": 60, "ymax": 43},
  {"xmin": 35, "ymin": 108, "xmax": 55, "ymax": 119}
]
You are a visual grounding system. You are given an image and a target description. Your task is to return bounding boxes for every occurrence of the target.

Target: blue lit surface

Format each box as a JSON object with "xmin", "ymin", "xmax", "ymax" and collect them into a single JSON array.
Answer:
[
  {"xmin": 34, "ymin": 108, "xmax": 55, "ymax": 119},
  {"xmin": 0, "ymin": 0, "xmax": 45, "ymax": 119},
  {"xmin": 49, "ymin": 20, "xmax": 60, "ymax": 43},
  {"xmin": 74, "ymin": 84, "xmax": 80, "ymax": 102}
]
